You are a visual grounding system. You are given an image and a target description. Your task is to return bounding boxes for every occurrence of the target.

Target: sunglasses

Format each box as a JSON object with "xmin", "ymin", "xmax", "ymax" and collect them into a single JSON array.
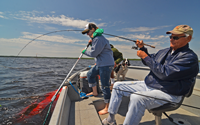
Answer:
[{"xmin": 169, "ymin": 35, "xmax": 186, "ymax": 40}]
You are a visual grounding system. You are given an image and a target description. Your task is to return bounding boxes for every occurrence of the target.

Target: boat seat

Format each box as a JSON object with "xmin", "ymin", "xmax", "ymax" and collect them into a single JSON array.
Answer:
[{"xmin": 149, "ymin": 77, "xmax": 196, "ymax": 125}]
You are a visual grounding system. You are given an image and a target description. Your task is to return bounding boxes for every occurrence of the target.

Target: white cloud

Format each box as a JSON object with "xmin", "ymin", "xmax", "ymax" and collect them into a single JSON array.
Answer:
[
  {"xmin": 96, "ymin": 19, "xmax": 102, "ymax": 21},
  {"xmin": 9, "ymin": 11, "xmax": 101, "ymax": 28},
  {"xmin": 98, "ymin": 23, "xmax": 106, "ymax": 27},
  {"xmin": 0, "ymin": 32, "xmax": 87, "ymax": 57},
  {"xmin": 0, "ymin": 11, "xmax": 7, "ymax": 19},
  {"xmin": 107, "ymin": 37, "xmax": 127, "ymax": 42},
  {"xmin": 127, "ymin": 34, "xmax": 168, "ymax": 40},
  {"xmin": 0, "ymin": 15, "xmax": 4, "ymax": 18},
  {"xmin": 0, "ymin": 32, "xmax": 86, "ymax": 48},
  {"xmin": 0, "ymin": 31, "xmax": 169, "ymax": 58},
  {"xmin": 110, "ymin": 42, "xmax": 166, "ymax": 58},
  {"xmin": 121, "ymin": 25, "xmax": 170, "ymax": 32},
  {"xmin": 21, "ymin": 32, "xmax": 85, "ymax": 44},
  {"xmin": 1, "ymin": 11, "xmax": 107, "ymax": 29},
  {"xmin": 0, "ymin": 38, "xmax": 84, "ymax": 57},
  {"xmin": 0, "ymin": 38, "xmax": 30, "ymax": 44},
  {"xmin": 106, "ymin": 33, "xmax": 168, "ymax": 42},
  {"xmin": 43, "ymin": 25, "xmax": 58, "ymax": 31}
]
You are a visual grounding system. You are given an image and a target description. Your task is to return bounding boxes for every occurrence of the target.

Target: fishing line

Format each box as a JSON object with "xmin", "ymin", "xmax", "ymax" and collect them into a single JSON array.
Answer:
[
  {"xmin": 42, "ymin": 42, "xmax": 92, "ymax": 125},
  {"xmin": 15, "ymin": 30, "xmax": 82, "ymax": 60},
  {"xmin": 107, "ymin": 87, "xmax": 200, "ymax": 125},
  {"xmin": 75, "ymin": 76, "xmax": 200, "ymax": 110},
  {"xmin": 105, "ymin": 86, "xmax": 200, "ymax": 110},
  {"xmin": 111, "ymin": 87, "xmax": 200, "ymax": 110},
  {"xmin": 2, "ymin": 29, "xmax": 154, "ymax": 124},
  {"xmin": 13, "ymin": 29, "xmax": 156, "ymax": 63}
]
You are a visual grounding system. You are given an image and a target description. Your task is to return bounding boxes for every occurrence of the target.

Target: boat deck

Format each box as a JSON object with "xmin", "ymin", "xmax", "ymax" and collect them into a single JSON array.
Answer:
[
  {"xmin": 90, "ymin": 94, "xmax": 200, "ymax": 125},
  {"xmin": 88, "ymin": 77, "xmax": 200, "ymax": 125},
  {"xmin": 49, "ymin": 67, "xmax": 200, "ymax": 125}
]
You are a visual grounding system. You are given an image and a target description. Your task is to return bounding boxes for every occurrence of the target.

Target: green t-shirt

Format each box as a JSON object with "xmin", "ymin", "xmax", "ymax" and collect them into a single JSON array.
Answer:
[{"xmin": 110, "ymin": 44, "xmax": 123, "ymax": 64}]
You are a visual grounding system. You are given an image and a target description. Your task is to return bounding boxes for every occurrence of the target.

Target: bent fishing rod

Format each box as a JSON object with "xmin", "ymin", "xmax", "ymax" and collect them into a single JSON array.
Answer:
[
  {"xmin": 42, "ymin": 42, "xmax": 91, "ymax": 125},
  {"xmin": 103, "ymin": 33, "xmax": 155, "ymax": 48},
  {"xmin": 15, "ymin": 30, "xmax": 83, "ymax": 59},
  {"xmin": 51, "ymin": 42, "xmax": 91, "ymax": 101},
  {"xmin": 14, "ymin": 29, "xmax": 155, "ymax": 61}
]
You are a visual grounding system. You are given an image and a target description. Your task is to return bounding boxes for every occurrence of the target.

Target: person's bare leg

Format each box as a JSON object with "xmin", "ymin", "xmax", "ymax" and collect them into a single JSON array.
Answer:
[
  {"xmin": 86, "ymin": 86, "xmax": 98, "ymax": 96},
  {"xmin": 111, "ymin": 70, "xmax": 114, "ymax": 78},
  {"xmin": 98, "ymin": 103, "xmax": 109, "ymax": 115},
  {"xmin": 110, "ymin": 84, "xmax": 114, "ymax": 90}
]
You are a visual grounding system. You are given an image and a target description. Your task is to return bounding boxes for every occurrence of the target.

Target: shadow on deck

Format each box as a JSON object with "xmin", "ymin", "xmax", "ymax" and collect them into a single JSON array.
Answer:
[
  {"xmin": 90, "ymin": 94, "xmax": 200, "ymax": 125},
  {"xmin": 89, "ymin": 75, "xmax": 200, "ymax": 125}
]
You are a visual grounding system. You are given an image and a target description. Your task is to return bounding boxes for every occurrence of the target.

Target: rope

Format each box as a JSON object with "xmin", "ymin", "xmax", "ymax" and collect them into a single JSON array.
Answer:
[{"xmin": 69, "ymin": 81, "xmax": 92, "ymax": 98}]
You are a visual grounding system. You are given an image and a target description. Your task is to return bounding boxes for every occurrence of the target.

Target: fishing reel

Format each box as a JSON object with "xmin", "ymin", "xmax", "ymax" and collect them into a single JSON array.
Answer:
[{"xmin": 131, "ymin": 46, "xmax": 138, "ymax": 50}]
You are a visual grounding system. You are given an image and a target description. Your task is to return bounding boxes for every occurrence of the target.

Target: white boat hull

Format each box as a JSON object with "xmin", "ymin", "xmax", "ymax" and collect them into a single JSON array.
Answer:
[{"xmin": 49, "ymin": 66, "xmax": 200, "ymax": 125}]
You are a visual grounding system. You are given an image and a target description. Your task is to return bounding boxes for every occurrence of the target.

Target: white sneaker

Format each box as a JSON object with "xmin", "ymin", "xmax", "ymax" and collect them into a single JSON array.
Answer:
[{"xmin": 102, "ymin": 118, "xmax": 116, "ymax": 125}]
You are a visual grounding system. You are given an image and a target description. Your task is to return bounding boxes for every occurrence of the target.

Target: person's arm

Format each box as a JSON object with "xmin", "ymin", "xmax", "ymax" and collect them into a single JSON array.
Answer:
[
  {"xmin": 114, "ymin": 52, "xmax": 123, "ymax": 64},
  {"xmin": 136, "ymin": 40, "xmax": 199, "ymax": 81},
  {"xmin": 144, "ymin": 51, "xmax": 199, "ymax": 81},
  {"xmin": 84, "ymin": 37, "xmax": 104, "ymax": 57},
  {"xmin": 136, "ymin": 39, "xmax": 151, "ymax": 65}
]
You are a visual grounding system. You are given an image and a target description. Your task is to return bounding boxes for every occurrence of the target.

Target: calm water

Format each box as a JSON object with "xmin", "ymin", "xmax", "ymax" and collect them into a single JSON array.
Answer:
[{"xmin": 0, "ymin": 57, "xmax": 145, "ymax": 125}]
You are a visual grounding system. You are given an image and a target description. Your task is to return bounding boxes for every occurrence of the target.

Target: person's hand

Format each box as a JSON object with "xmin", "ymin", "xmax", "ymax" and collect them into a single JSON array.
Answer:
[
  {"xmin": 88, "ymin": 39, "xmax": 92, "ymax": 43},
  {"xmin": 88, "ymin": 39, "xmax": 92, "ymax": 46},
  {"xmin": 82, "ymin": 49, "xmax": 86, "ymax": 54},
  {"xmin": 136, "ymin": 39, "xmax": 144, "ymax": 48},
  {"xmin": 114, "ymin": 62, "xmax": 117, "ymax": 68},
  {"xmin": 137, "ymin": 50, "xmax": 148, "ymax": 59}
]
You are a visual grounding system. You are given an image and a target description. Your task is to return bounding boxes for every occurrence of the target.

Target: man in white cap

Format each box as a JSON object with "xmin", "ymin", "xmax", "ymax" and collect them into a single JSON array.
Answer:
[
  {"xmin": 82, "ymin": 23, "xmax": 114, "ymax": 115},
  {"xmin": 102, "ymin": 25, "xmax": 199, "ymax": 125}
]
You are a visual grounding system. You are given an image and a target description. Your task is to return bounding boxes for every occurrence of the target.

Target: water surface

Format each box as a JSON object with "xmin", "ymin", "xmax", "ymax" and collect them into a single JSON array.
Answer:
[{"xmin": 0, "ymin": 57, "xmax": 145, "ymax": 125}]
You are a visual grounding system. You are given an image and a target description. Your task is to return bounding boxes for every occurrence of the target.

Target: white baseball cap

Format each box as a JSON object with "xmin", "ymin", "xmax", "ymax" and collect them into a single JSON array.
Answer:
[{"xmin": 82, "ymin": 23, "xmax": 97, "ymax": 34}]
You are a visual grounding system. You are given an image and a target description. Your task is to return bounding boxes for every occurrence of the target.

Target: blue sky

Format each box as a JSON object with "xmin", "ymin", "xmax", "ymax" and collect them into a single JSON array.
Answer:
[{"xmin": 1, "ymin": 0, "xmax": 200, "ymax": 59}]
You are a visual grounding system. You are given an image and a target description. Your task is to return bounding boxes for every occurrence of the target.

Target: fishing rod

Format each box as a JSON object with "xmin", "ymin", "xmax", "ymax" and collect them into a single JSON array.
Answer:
[
  {"xmin": 42, "ymin": 42, "xmax": 91, "ymax": 125},
  {"xmin": 10, "ymin": 29, "xmax": 155, "ymax": 124},
  {"xmin": 51, "ymin": 42, "xmax": 91, "ymax": 102},
  {"xmin": 13, "ymin": 30, "xmax": 83, "ymax": 63},
  {"xmin": 14, "ymin": 29, "xmax": 155, "ymax": 61},
  {"xmin": 103, "ymin": 33, "xmax": 155, "ymax": 48}
]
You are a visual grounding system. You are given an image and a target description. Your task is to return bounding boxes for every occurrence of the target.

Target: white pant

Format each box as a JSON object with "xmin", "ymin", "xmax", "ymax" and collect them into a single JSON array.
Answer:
[{"xmin": 108, "ymin": 81, "xmax": 182, "ymax": 125}]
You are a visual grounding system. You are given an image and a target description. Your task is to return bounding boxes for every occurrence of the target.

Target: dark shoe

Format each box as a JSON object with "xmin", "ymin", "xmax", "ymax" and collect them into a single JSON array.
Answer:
[{"xmin": 102, "ymin": 118, "xmax": 116, "ymax": 125}]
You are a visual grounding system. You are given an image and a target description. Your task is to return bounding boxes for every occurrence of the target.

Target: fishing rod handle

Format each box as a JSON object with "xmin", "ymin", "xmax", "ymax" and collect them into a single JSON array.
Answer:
[
  {"xmin": 132, "ymin": 40, "xmax": 155, "ymax": 48},
  {"xmin": 51, "ymin": 43, "xmax": 90, "ymax": 101},
  {"xmin": 87, "ymin": 42, "xmax": 92, "ymax": 47},
  {"xmin": 143, "ymin": 43, "xmax": 155, "ymax": 48}
]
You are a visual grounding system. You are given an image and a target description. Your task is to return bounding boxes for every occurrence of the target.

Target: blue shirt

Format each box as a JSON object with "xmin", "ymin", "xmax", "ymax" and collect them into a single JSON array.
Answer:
[{"xmin": 141, "ymin": 44, "xmax": 199, "ymax": 95}]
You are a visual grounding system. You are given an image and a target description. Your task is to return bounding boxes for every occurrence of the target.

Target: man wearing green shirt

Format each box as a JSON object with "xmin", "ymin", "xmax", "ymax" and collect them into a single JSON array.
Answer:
[{"xmin": 110, "ymin": 44, "xmax": 123, "ymax": 90}]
